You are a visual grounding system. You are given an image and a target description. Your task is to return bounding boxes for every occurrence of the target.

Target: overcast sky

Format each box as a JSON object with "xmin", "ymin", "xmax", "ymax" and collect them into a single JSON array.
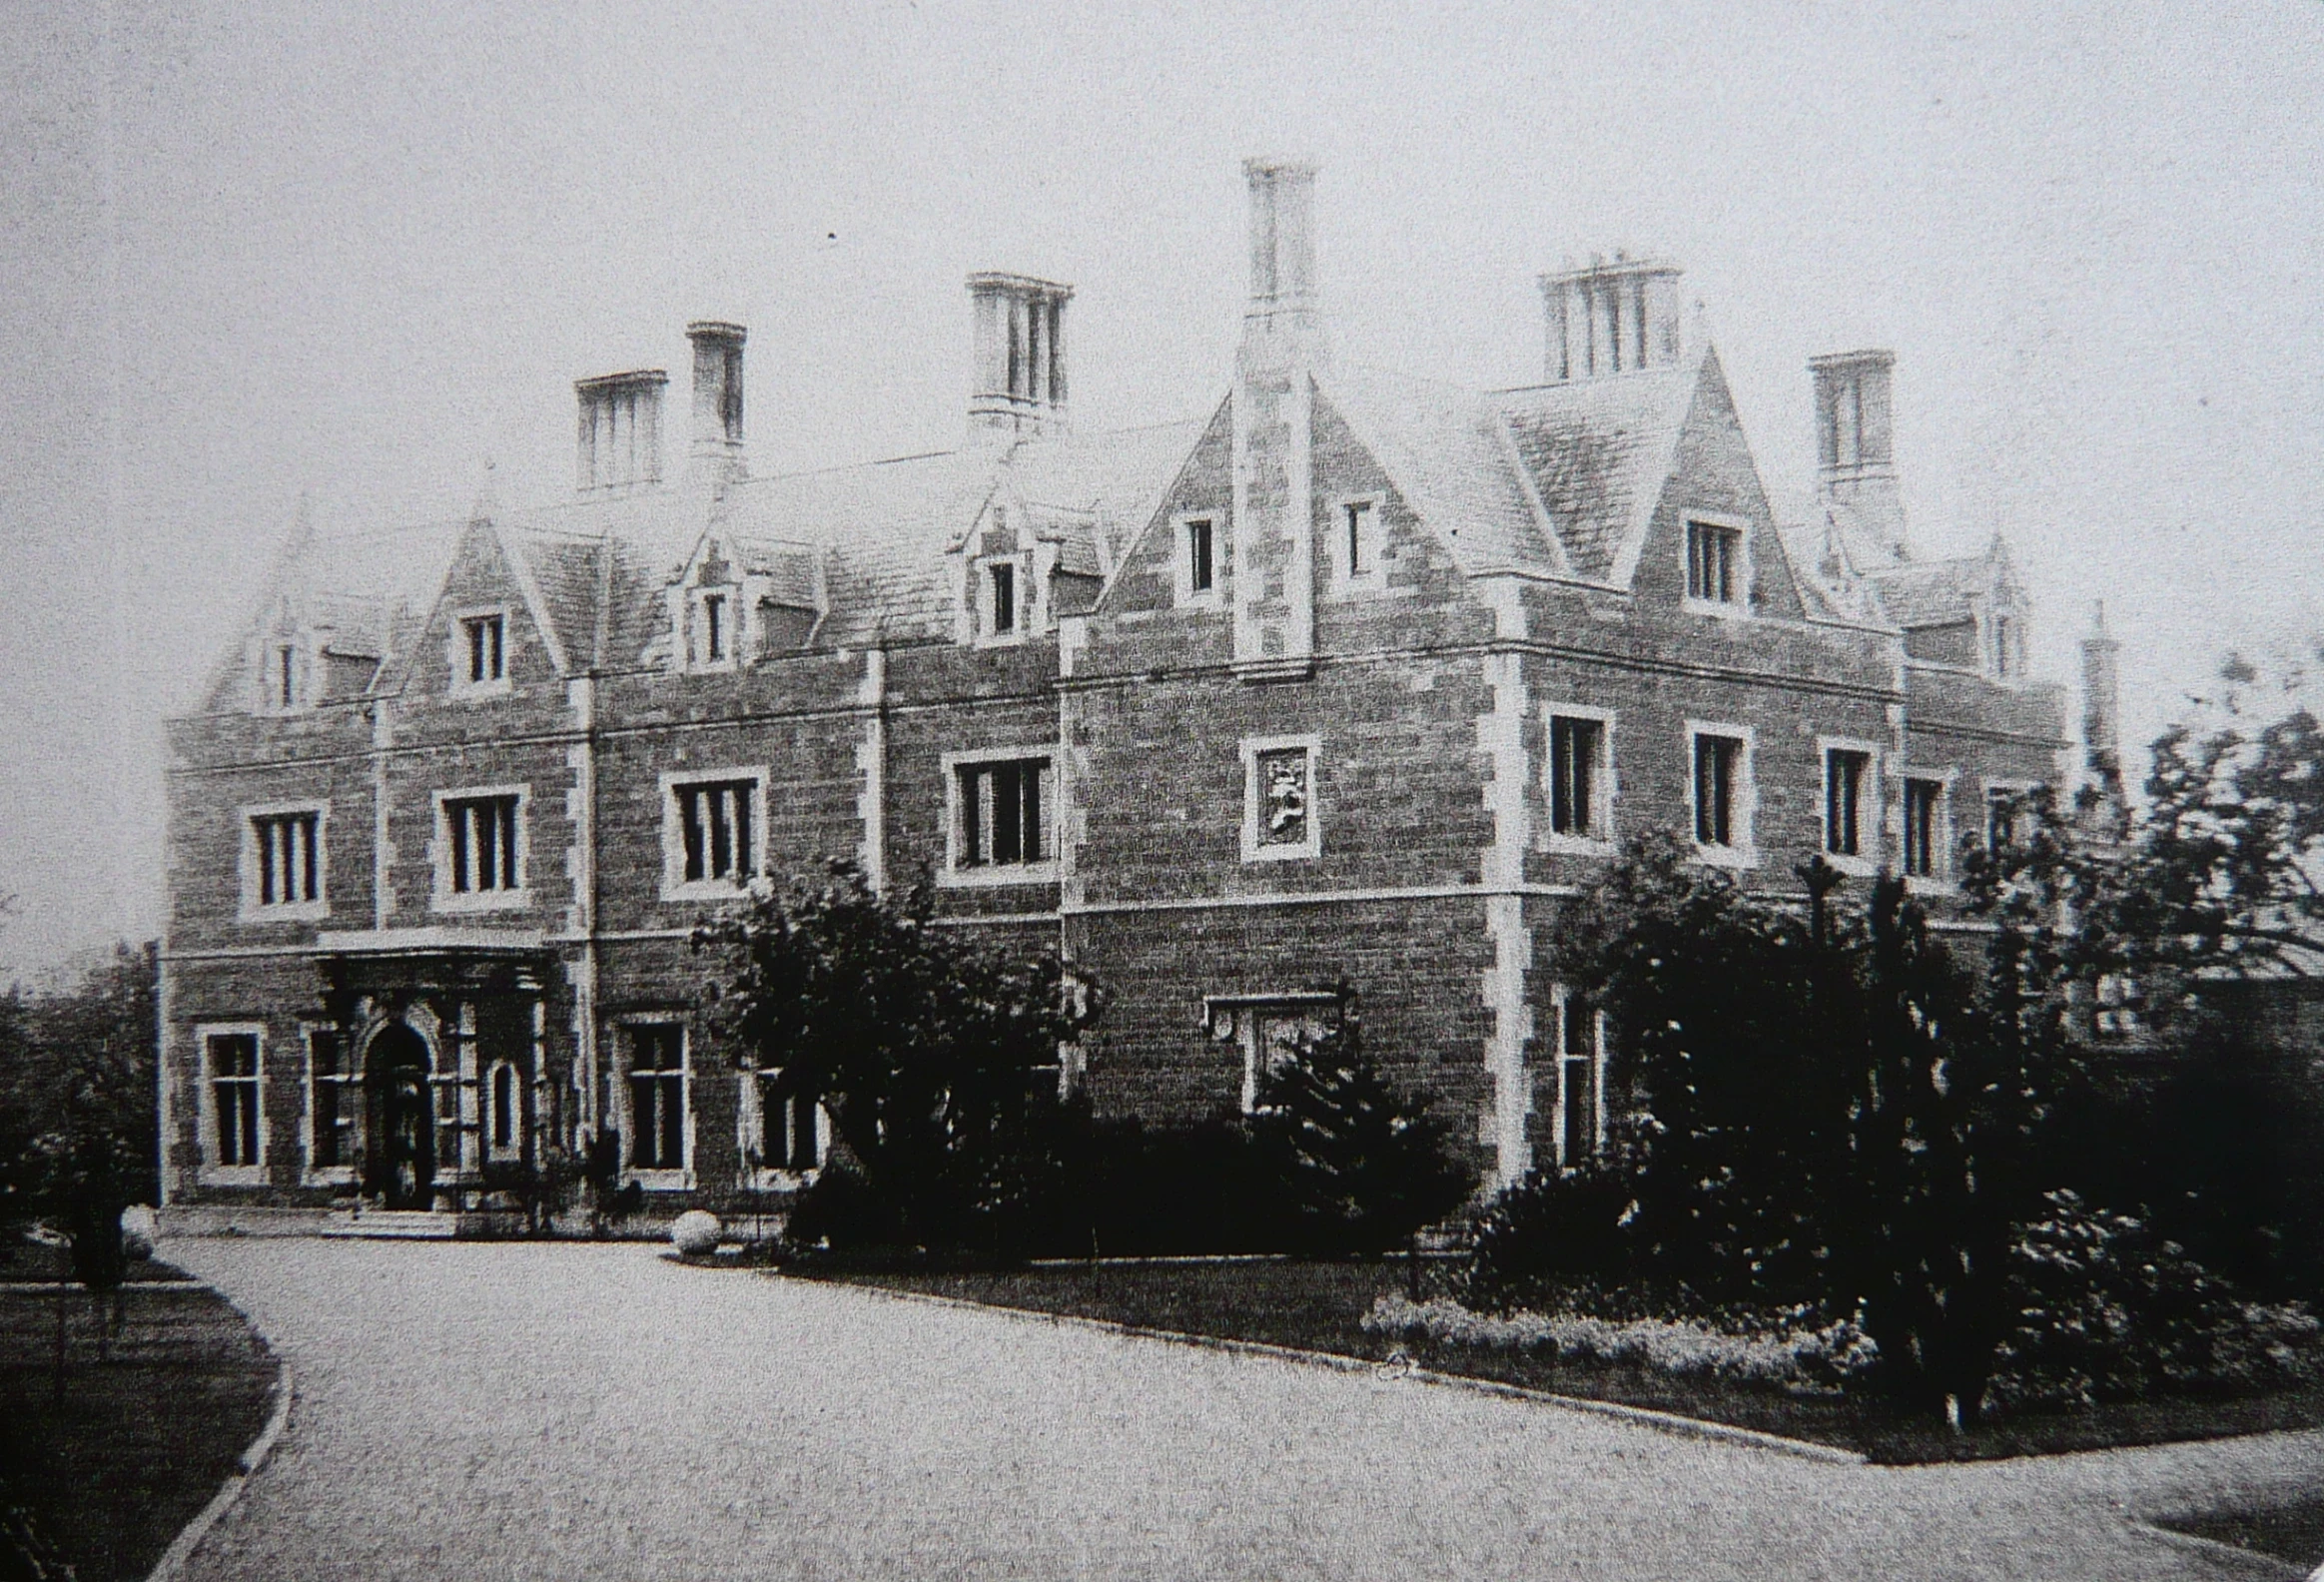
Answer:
[{"xmin": 2, "ymin": 0, "xmax": 2320, "ymax": 978}]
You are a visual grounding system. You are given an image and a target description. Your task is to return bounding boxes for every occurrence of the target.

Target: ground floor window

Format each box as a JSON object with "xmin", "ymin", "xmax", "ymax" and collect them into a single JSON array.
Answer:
[
  {"xmin": 1204, "ymin": 993, "xmax": 1344, "ymax": 1113},
  {"xmin": 1556, "ymin": 991, "xmax": 1603, "ymax": 1169},
  {"xmin": 307, "ymin": 1028, "xmax": 355, "ymax": 1172},
  {"xmin": 1903, "ymin": 777, "xmax": 1945, "ymax": 878},
  {"xmin": 627, "ymin": 1025, "xmax": 686, "ymax": 1173},
  {"xmin": 750, "ymin": 1070, "xmax": 826, "ymax": 1174},
  {"xmin": 206, "ymin": 1031, "xmax": 263, "ymax": 1171},
  {"xmin": 487, "ymin": 1060, "xmax": 523, "ymax": 1157}
]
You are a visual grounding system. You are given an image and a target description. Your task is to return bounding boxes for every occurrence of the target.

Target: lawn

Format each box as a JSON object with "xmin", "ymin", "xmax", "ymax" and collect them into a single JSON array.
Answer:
[
  {"xmin": 0, "ymin": 1247, "xmax": 279, "ymax": 1582},
  {"xmin": 812, "ymin": 1258, "xmax": 2324, "ymax": 1465}
]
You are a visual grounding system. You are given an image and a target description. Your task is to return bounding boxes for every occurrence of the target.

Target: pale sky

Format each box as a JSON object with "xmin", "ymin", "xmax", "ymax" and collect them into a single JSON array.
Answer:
[{"xmin": 2, "ymin": 0, "xmax": 2320, "ymax": 978}]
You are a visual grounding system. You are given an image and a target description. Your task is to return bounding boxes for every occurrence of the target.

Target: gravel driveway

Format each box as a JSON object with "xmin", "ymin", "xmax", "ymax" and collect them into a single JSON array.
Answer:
[{"xmin": 163, "ymin": 1238, "xmax": 2324, "ymax": 1580}]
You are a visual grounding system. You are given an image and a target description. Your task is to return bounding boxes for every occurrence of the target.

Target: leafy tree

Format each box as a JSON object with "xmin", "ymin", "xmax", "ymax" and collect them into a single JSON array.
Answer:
[
  {"xmin": 695, "ymin": 862, "xmax": 1102, "ymax": 1256},
  {"xmin": 1252, "ymin": 1006, "xmax": 1471, "ymax": 1258}
]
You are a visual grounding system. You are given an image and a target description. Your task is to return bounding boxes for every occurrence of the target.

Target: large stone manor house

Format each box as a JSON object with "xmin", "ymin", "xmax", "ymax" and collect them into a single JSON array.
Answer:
[{"xmin": 159, "ymin": 159, "xmax": 2071, "ymax": 1223}]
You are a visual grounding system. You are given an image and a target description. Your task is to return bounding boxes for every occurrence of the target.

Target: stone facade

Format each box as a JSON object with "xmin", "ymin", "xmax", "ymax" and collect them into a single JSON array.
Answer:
[{"xmin": 159, "ymin": 162, "xmax": 2069, "ymax": 1219}]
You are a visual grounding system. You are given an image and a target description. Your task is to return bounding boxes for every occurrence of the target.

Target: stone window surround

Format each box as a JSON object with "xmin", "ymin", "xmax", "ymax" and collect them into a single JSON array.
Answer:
[
  {"xmin": 940, "ymin": 745, "xmax": 1059, "ymax": 887},
  {"xmin": 971, "ymin": 552, "xmax": 1034, "ymax": 646},
  {"xmin": 658, "ymin": 766, "xmax": 768, "ymax": 903},
  {"xmin": 1240, "ymin": 733, "xmax": 1322, "ymax": 863},
  {"xmin": 446, "ymin": 605, "xmax": 514, "ymax": 698},
  {"xmin": 195, "ymin": 1021, "xmax": 268, "ymax": 1187},
  {"xmin": 738, "ymin": 1067, "xmax": 829, "ymax": 1190},
  {"xmin": 1327, "ymin": 493, "xmax": 1387, "ymax": 594},
  {"xmin": 301, "ymin": 1022, "xmax": 357, "ymax": 1186},
  {"xmin": 1538, "ymin": 702, "xmax": 1617, "ymax": 855},
  {"xmin": 1172, "ymin": 509, "xmax": 1224, "ymax": 609},
  {"xmin": 238, "ymin": 798, "xmax": 331, "ymax": 924},
  {"xmin": 1681, "ymin": 510, "xmax": 1754, "ymax": 618},
  {"xmin": 1900, "ymin": 766, "xmax": 1959, "ymax": 892},
  {"xmin": 484, "ymin": 1057, "xmax": 524, "ymax": 1161},
  {"xmin": 683, "ymin": 583, "xmax": 745, "ymax": 673},
  {"xmin": 1203, "ymin": 991, "xmax": 1345, "ymax": 1115},
  {"xmin": 1547, "ymin": 985, "xmax": 1607, "ymax": 1170},
  {"xmin": 1684, "ymin": 720, "xmax": 1758, "ymax": 869},
  {"xmin": 1817, "ymin": 734, "xmax": 1885, "ymax": 877},
  {"xmin": 429, "ymin": 783, "xmax": 532, "ymax": 915},
  {"xmin": 615, "ymin": 1018, "xmax": 693, "ymax": 1191}
]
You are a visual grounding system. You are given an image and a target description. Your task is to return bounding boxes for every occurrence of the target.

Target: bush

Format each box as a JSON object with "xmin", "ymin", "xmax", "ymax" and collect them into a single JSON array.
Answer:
[
  {"xmin": 1458, "ymin": 1166, "xmax": 1637, "ymax": 1313},
  {"xmin": 1986, "ymin": 1190, "xmax": 2323, "ymax": 1413}
]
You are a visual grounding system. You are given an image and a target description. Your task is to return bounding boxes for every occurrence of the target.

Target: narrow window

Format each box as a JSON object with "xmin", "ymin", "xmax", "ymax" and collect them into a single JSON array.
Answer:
[
  {"xmin": 957, "ymin": 759, "xmax": 1051, "ymax": 868},
  {"xmin": 1987, "ymin": 788, "xmax": 2018, "ymax": 852},
  {"xmin": 1344, "ymin": 501, "xmax": 1372, "ymax": 577},
  {"xmin": 702, "ymin": 593, "xmax": 726, "ymax": 662},
  {"xmin": 1685, "ymin": 521, "xmax": 1741, "ymax": 603},
  {"xmin": 1991, "ymin": 614, "xmax": 2015, "ymax": 678},
  {"xmin": 1559, "ymin": 996, "xmax": 1600, "ymax": 1168},
  {"xmin": 443, "ymin": 795, "xmax": 520, "ymax": 894},
  {"xmin": 989, "ymin": 563, "xmax": 1016, "ymax": 636},
  {"xmin": 627, "ymin": 1027, "xmax": 686, "ymax": 1171},
  {"xmin": 676, "ymin": 779, "xmax": 756, "ymax": 885},
  {"xmin": 754, "ymin": 1071, "xmax": 825, "ymax": 1172},
  {"xmin": 277, "ymin": 645, "xmax": 298, "ymax": 708},
  {"xmin": 208, "ymin": 1033, "xmax": 262, "ymax": 1169},
  {"xmin": 1825, "ymin": 749, "xmax": 1871, "ymax": 858},
  {"xmin": 463, "ymin": 614, "xmax": 505, "ymax": 684},
  {"xmin": 251, "ymin": 811, "xmax": 322, "ymax": 908},
  {"xmin": 1549, "ymin": 716, "xmax": 1605, "ymax": 838},
  {"xmin": 1903, "ymin": 779, "xmax": 1943, "ymax": 878},
  {"xmin": 308, "ymin": 1030, "xmax": 351, "ymax": 1170},
  {"xmin": 1693, "ymin": 733, "xmax": 1743, "ymax": 848},
  {"xmin": 489, "ymin": 1062, "xmax": 517, "ymax": 1151},
  {"xmin": 1186, "ymin": 518, "xmax": 1214, "ymax": 595}
]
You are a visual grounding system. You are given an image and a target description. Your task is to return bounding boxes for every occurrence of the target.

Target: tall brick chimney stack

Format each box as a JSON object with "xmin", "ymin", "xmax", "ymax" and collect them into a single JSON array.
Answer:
[
  {"xmin": 686, "ymin": 321, "xmax": 747, "ymax": 486},
  {"xmin": 1238, "ymin": 158, "xmax": 1326, "ymax": 378},
  {"xmin": 1810, "ymin": 350, "xmax": 1908, "ymax": 566},
  {"xmin": 574, "ymin": 369, "xmax": 668, "ymax": 493},
  {"xmin": 968, "ymin": 274, "xmax": 1073, "ymax": 437},
  {"xmin": 1540, "ymin": 254, "xmax": 1684, "ymax": 383},
  {"xmin": 2081, "ymin": 599, "xmax": 2124, "ymax": 815}
]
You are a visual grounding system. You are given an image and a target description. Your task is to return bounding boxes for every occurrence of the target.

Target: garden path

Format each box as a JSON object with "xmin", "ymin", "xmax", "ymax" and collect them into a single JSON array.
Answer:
[{"xmin": 166, "ymin": 1238, "xmax": 2324, "ymax": 1580}]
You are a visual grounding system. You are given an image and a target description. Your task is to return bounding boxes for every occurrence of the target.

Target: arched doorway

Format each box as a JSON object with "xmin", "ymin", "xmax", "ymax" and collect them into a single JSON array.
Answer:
[{"xmin": 365, "ymin": 1023, "xmax": 435, "ymax": 1209}]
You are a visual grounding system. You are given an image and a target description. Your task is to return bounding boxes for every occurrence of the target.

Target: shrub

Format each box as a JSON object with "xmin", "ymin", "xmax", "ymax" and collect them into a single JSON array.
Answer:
[
  {"xmin": 1985, "ymin": 1189, "xmax": 2323, "ymax": 1413},
  {"xmin": 1457, "ymin": 1166, "xmax": 1637, "ymax": 1314}
]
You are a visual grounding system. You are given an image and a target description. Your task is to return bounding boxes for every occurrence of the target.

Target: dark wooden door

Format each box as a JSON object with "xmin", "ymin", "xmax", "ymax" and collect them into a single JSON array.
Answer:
[{"xmin": 367, "ymin": 1027, "xmax": 435, "ymax": 1210}]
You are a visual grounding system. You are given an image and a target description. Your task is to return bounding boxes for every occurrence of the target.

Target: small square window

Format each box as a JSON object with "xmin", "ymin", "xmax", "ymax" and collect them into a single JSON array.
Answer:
[
  {"xmin": 1242, "ymin": 736, "xmax": 1321, "ymax": 862},
  {"xmin": 244, "ymin": 805, "xmax": 328, "ymax": 919},
  {"xmin": 1685, "ymin": 520, "xmax": 1745, "ymax": 605},
  {"xmin": 954, "ymin": 757, "xmax": 1052, "ymax": 870},
  {"xmin": 664, "ymin": 773, "xmax": 761, "ymax": 897}
]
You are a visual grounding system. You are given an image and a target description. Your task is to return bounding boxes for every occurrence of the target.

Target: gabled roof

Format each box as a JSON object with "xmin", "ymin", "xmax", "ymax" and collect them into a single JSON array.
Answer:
[
  {"xmin": 1862, "ymin": 539, "xmax": 2019, "ymax": 630},
  {"xmin": 1494, "ymin": 355, "xmax": 1701, "ymax": 583},
  {"xmin": 1323, "ymin": 367, "xmax": 1568, "ymax": 578}
]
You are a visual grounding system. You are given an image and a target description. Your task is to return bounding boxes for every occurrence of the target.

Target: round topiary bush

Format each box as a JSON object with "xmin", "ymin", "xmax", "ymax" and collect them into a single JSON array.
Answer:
[
  {"xmin": 670, "ymin": 1209, "xmax": 722, "ymax": 1256},
  {"xmin": 119, "ymin": 1204, "xmax": 158, "ymax": 1260}
]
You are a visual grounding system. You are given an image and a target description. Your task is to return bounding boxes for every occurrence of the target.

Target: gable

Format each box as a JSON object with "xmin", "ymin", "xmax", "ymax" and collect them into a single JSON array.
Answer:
[{"xmin": 388, "ymin": 519, "xmax": 565, "ymax": 696}]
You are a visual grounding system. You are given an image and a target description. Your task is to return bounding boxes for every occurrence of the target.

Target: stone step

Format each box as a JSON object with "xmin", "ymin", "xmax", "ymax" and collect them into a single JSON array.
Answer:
[{"xmin": 319, "ymin": 1209, "xmax": 455, "ymax": 1239}]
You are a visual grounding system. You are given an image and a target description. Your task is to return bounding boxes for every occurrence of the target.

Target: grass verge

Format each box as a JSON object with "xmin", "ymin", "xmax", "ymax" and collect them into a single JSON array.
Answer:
[
  {"xmin": 0, "ymin": 1255, "xmax": 279, "ymax": 1581},
  {"xmin": 810, "ymin": 1259, "xmax": 2324, "ymax": 1464},
  {"xmin": 2158, "ymin": 1497, "xmax": 2324, "ymax": 1571}
]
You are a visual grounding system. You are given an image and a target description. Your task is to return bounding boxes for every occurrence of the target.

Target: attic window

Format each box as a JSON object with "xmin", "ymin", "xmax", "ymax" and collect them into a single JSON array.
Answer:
[
  {"xmin": 1334, "ymin": 497, "xmax": 1384, "ymax": 590},
  {"xmin": 1685, "ymin": 520, "xmax": 1743, "ymax": 605},
  {"xmin": 703, "ymin": 593, "xmax": 727, "ymax": 661},
  {"xmin": 1188, "ymin": 518, "xmax": 1214, "ymax": 594},
  {"xmin": 465, "ymin": 614, "xmax": 504, "ymax": 684},
  {"xmin": 990, "ymin": 563, "xmax": 1016, "ymax": 635},
  {"xmin": 276, "ymin": 644, "xmax": 299, "ymax": 709}
]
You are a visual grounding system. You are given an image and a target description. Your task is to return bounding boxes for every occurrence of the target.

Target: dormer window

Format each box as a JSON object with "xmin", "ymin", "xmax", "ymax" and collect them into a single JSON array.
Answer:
[
  {"xmin": 450, "ymin": 609, "xmax": 512, "ymax": 696},
  {"xmin": 1684, "ymin": 518, "xmax": 1747, "ymax": 609},
  {"xmin": 682, "ymin": 583, "xmax": 745, "ymax": 671},
  {"xmin": 275, "ymin": 643, "xmax": 300, "ymax": 709},
  {"xmin": 990, "ymin": 563, "xmax": 1016, "ymax": 635},
  {"xmin": 701, "ymin": 593, "xmax": 727, "ymax": 662},
  {"xmin": 1990, "ymin": 612, "xmax": 2022, "ymax": 679}
]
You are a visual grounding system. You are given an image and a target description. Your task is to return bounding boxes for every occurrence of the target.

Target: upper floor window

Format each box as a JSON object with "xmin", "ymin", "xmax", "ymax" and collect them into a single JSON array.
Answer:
[
  {"xmin": 2092, "ymin": 973, "xmax": 2146, "ymax": 1040},
  {"xmin": 1175, "ymin": 513, "xmax": 1219, "ymax": 606},
  {"xmin": 1684, "ymin": 519, "xmax": 1745, "ymax": 606},
  {"xmin": 684, "ymin": 585, "xmax": 742, "ymax": 670},
  {"xmin": 436, "ymin": 790, "xmax": 524, "ymax": 906},
  {"xmin": 663, "ymin": 772, "xmax": 762, "ymax": 898},
  {"xmin": 626, "ymin": 1024, "xmax": 687, "ymax": 1176},
  {"xmin": 244, "ymin": 806, "xmax": 326, "ymax": 919},
  {"xmin": 1546, "ymin": 712, "xmax": 1611, "ymax": 844},
  {"xmin": 1986, "ymin": 785, "xmax": 2026, "ymax": 852},
  {"xmin": 701, "ymin": 593, "xmax": 728, "ymax": 662},
  {"xmin": 1903, "ymin": 777, "xmax": 1946, "ymax": 879},
  {"xmin": 988, "ymin": 562, "xmax": 1017, "ymax": 637},
  {"xmin": 1334, "ymin": 497, "xmax": 1384, "ymax": 589},
  {"xmin": 1242, "ymin": 735, "xmax": 1321, "ymax": 862},
  {"xmin": 1689, "ymin": 727, "xmax": 1753, "ymax": 862},
  {"xmin": 1990, "ymin": 612, "xmax": 2022, "ymax": 679},
  {"xmin": 274, "ymin": 643, "xmax": 301, "ymax": 710},
  {"xmin": 949, "ymin": 753, "xmax": 1054, "ymax": 877},
  {"xmin": 1823, "ymin": 745, "xmax": 1875, "ymax": 862},
  {"xmin": 450, "ymin": 609, "xmax": 511, "ymax": 696}
]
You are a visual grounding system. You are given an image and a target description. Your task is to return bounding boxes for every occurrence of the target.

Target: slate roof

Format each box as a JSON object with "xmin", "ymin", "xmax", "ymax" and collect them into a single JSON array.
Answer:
[
  {"xmin": 1862, "ymin": 544, "xmax": 2013, "ymax": 630},
  {"xmin": 1495, "ymin": 361, "xmax": 1699, "ymax": 583}
]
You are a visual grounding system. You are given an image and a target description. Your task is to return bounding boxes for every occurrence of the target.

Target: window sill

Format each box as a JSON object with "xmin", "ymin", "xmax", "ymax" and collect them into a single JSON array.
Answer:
[
  {"xmin": 198, "ymin": 1167, "xmax": 268, "ymax": 1187},
  {"xmin": 239, "ymin": 903, "xmax": 331, "ymax": 925},
  {"xmin": 627, "ymin": 1169, "xmax": 693, "ymax": 1192},
  {"xmin": 303, "ymin": 1167, "xmax": 357, "ymax": 1187},
  {"xmin": 1682, "ymin": 597, "xmax": 1755, "ymax": 621},
  {"xmin": 1241, "ymin": 841, "xmax": 1321, "ymax": 864},
  {"xmin": 745, "ymin": 1167, "xmax": 822, "ymax": 1192},
  {"xmin": 1538, "ymin": 834, "xmax": 1615, "ymax": 859},
  {"xmin": 431, "ymin": 889, "xmax": 535, "ymax": 916},
  {"xmin": 938, "ymin": 862, "xmax": 1060, "ymax": 889},
  {"xmin": 446, "ymin": 679, "xmax": 514, "ymax": 701},
  {"xmin": 1821, "ymin": 853, "xmax": 1879, "ymax": 879},
  {"xmin": 1691, "ymin": 844, "xmax": 1758, "ymax": 871},
  {"xmin": 660, "ymin": 880, "xmax": 754, "ymax": 905}
]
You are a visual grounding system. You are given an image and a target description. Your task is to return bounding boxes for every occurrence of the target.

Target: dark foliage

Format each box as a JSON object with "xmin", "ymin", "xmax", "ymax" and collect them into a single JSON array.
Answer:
[
  {"xmin": 1250, "ymin": 1014, "xmax": 1472, "ymax": 1256},
  {"xmin": 1458, "ymin": 1164, "xmax": 1638, "ymax": 1313}
]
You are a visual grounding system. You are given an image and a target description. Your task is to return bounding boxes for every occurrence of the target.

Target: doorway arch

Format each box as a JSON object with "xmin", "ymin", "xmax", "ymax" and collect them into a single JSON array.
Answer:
[{"xmin": 364, "ymin": 1022, "xmax": 435, "ymax": 1209}]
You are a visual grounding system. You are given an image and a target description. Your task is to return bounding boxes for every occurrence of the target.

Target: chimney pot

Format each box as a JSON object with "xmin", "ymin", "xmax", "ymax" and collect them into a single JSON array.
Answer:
[
  {"xmin": 1808, "ymin": 349, "xmax": 1907, "ymax": 564},
  {"xmin": 1538, "ymin": 256, "xmax": 1684, "ymax": 383},
  {"xmin": 1238, "ymin": 157, "xmax": 1326, "ymax": 375},
  {"xmin": 968, "ymin": 274, "xmax": 1073, "ymax": 437},
  {"xmin": 573, "ymin": 369, "xmax": 668, "ymax": 492},
  {"xmin": 686, "ymin": 321, "xmax": 747, "ymax": 483}
]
